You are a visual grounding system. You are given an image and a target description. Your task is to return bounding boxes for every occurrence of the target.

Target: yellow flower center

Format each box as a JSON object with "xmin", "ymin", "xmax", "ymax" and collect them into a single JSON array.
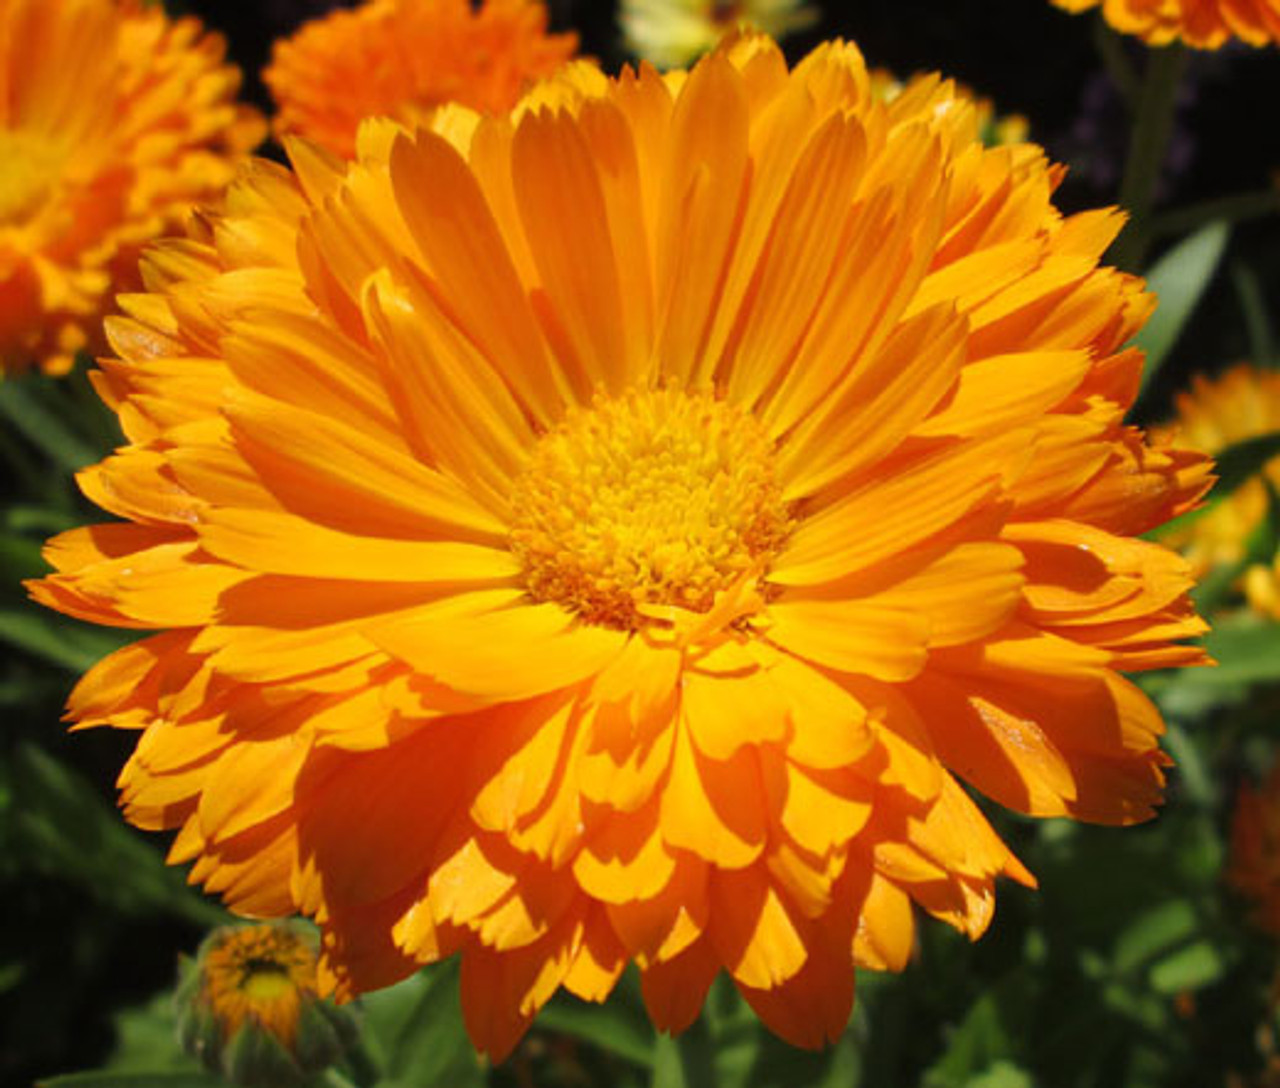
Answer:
[
  {"xmin": 0, "ymin": 131, "xmax": 61, "ymax": 227},
  {"xmin": 510, "ymin": 388, "xmax": 791, "ymax": 630}
]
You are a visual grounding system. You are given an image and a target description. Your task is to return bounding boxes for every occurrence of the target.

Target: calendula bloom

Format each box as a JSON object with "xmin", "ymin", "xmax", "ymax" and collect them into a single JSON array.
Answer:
[
  {"xmin": 1229, "ymin": 762, "xmax": 1280, "ymax": 937},
  {"xmin": 177, "ymin": 924, "xmax": 357, "ymax": 1087},
  {"xmin": 0, "ymin": 0, "xmax": 264, "ymax": 375},
  {"xmin": 1051, "ymin": 0, "xmax": 1280, "ymax": 48},
  {"xmin": 1160, "ymin": 364, "xmax": 1280, "ymax": 615},
  {"xmin": 621, "ymin": 0, "xmax": 818, "ymax": 67},
  {"xmin": 33, "ymin": 36, "xmax": 1212, "ymax": 1058},
  {"xmin": 264, "ymin": 0, "xmax": 578, "ymax": 159}
]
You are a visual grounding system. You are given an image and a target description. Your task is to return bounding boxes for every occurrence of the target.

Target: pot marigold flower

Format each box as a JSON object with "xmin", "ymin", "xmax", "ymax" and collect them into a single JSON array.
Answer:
[
  {"xmin": 1051, "ymin": 0, "xmax": 1280, "ymax": 48},
  {"xmin": 622, "ymin": 0, "xmax": 818, "ymax": 67},
  {"xmin": 177, "ymin": 924, "xmax": 357, "ymax": 1087},
  {"xmin": 1229, "ymin": 762, "xmax": 1280, "ymax": 936},
  {"xmin": 0, "ymin": 0, "xmax": 264, "ymax": 376},
  {"xmin": 32, "ymin": 36, "xmax": 1212, "ymax": 1058},
  {"xmin": 263, "ymin": 0, "xmax": 578, "ymax": 159},
  {"xmin": 1159, "ymin": 364, "xmax": 1280, "ymax": 615}
]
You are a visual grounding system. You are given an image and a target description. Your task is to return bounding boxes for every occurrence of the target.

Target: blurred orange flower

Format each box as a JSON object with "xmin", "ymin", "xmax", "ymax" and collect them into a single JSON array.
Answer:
[
  {"xmin": 1051, "ymin": 0, "xmax": 1280, "ymax": 48},
  {"xmin": 0, "ymin": 0, "xmax": 263, "ymax": 375},
  {"xmin": 264, "ymin": 0, "xmax": 578, "ymax": 158},
  {"xmin": 33, "ymin": 36, "xmax": 1210, "ymax": 1058},
  {"xmin": 1230, "ymin": 761, "xmax": 1280, "ymax": 936},
  {"xmin": 1160, "ymin": 364, "xmax": 1280, "ymax": 616}
]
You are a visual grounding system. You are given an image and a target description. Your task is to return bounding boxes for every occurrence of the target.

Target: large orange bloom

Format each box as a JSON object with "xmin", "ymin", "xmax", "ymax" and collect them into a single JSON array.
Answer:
[
  {"xmin": 33, "ymin": 37, "xmax": 1211, "ymax": 1058},
  {"xmin": 264, "ymin": 0, "xmax": 578, "ymax": 159},
  {"xmin": 0, "ymin": 0, "xmax": 264, "ymax": 375},
  {"xmin": 1051, "ymin": 0, "xmax": 1280, "ymax": 47},
  {"xmin": 1159, "ymin": 364, "xmax": 1280, "ymax": 615}
]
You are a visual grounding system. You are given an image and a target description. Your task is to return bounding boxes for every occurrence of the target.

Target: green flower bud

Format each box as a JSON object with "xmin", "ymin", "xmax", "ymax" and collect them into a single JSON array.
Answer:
[{"xmin": 175, "ymin": 922, "xmax": 359, "ymax": 1088}]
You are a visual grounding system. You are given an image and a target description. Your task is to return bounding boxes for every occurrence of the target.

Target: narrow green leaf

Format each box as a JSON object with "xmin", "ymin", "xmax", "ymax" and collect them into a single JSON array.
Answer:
[
  {"xmin": 373, "ymin": 961, "xmax": 483, "ymax": 1088},
  {"xmin": 0, "ymin": 375, "xmax": 104, "ymax": 471},
  {"xmin": 1211, "ymin": 432, "xmax": 1280, "ymax": 496},
  {"xmin": 650, "ymin": 1020, "xmax": 715, "ymax": 1088},
  {"xmin": 537, "ymin": 992, "xmax": 655, "ymax": 1068},
  {"xmin": 1135, "ymin": 221, "xmax": 1230, "ymax": 393},
  {"xmin": 1112, "ymin": 900, "xmax": 1197, "ymax": 974},
  {"xmin": 1233, "ymin": 262, "xmax": 1277, "ymax": 365},
  {"xmin": 1149, "ymin": 942, "xmax": 1224, "ymax": 994},
  {"xmin": 0, "ymin": 606, "xmax": 132, "ymax": 670},
  {"xmin": 11, "ymin": 744, "xmax": 226, "ymax": 925},
  {"xmin": 38, "ymin": 1075, "xmax": 227, "ymax": 1088}
]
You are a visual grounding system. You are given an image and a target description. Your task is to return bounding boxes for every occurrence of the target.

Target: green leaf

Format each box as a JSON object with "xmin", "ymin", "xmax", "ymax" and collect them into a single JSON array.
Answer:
[
  {"xmin": 0, "ymin": 375, "xmax": 104, "ymax": 472},
  {"xmin": 1112, "ymin": 900, "xmax": 1197, "ymax": 975},
  {"xmin": 1211, "ymin": 432, "xmax": 1280, "ymax": 497},
  {"xmin": 8, "ymin": 744, "xmax": 226, "ymax": 925},
  {"xmin": 650, "ymin": 1020, "xmax": 714, "ymax": 1088},
  {"xmin": 537, "ymin": 989, "xmax": 655, "ymax": 1069},
  {"xmin": 1149, "ymin": 942, "xmax": 1225, "ymax": 995},
  {"xmin": 1135, "ymin": 221, "xmax": 1229, "ymax": 393},
  {"xmin": 105, "ymin": 995, "xmax": 200, "ymax": 1074},
  {"xmin": 362, "ymin": 961, "xmax": 483, "ymax": 1088},
  {"xmin": 1233, "ymin": 262, "xmax": 1277, "ymax": 365},
  {"xmin": 1189, "ymin": 616, "xmax": 1280, "ymax": 687},
  {"xmin": 969, "ymin": 1062, "xmax": 1035, "ymax": 1088},
  {"xmin": 0, "ymin": 606, "xmax": 132, "ymax": 670},
  {"xmin": 38, "ymin": 1075, "xmax": 227, "ymax": 1088}
]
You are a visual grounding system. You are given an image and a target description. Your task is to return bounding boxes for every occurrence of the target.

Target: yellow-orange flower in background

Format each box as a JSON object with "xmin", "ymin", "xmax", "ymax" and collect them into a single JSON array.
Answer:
[
  {"xmin": 1229, "ymin": 761, "xmax": 1280, "ymax": 936},
  {"xmin": 1051, "ymin": 0, "xmax": 1280, "ymax": 48},
  {"xmin": 33, "ymin": 36, "xmax": 1212, "ymax": 1058},
  {"xmin": 264, "ymin": 0, "xmax": 578, "ymax": 159},
  {"xmin": 1159, "ymin": 364, "xmax": 1280, "ymax": 615},
  {"xmin": 0, "ymin": 0, "xmax": 263, "ymax": 375},
  {"xmin": 621, "ymin": 0, "xmax": 818, "ymax": 67}
]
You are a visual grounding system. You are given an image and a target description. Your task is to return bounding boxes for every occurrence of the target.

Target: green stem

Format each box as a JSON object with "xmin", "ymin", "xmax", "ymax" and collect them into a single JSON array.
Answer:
[
  {"xmin": 1094, "ymin": 14, "xmax": 1138, "ymax": 103},
  {"xmin": 1112, "ymin": 42, "xmax": 1186, "ymax": 271},
  {"xmin": 1151, "ymin": 189, "xmax": 1280, "ymax": 240}
]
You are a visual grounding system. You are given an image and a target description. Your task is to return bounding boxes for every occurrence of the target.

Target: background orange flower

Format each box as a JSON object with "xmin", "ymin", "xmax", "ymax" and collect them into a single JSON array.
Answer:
[
  {"xmin": 0, "ymin": 0, "xmax": 263, "ymax": 375},
  {"xmin": 264, "ymin": 0, "xmax": 578, "ymax": 158},
  {"xmin": 1051, "ymin": 0, "xmax": 1280, "ymax": 48}
]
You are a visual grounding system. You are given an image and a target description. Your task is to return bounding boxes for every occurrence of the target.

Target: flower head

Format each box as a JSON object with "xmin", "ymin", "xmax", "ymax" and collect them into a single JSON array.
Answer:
[
  {"xmin": 264, "ymin": 0, "xmax": 578, "ymax": 158},
  {"xmin": 0, "ymin": 0, "xmax": 264, "ymax": 375},
  {"xmin": 1159, "ymin": 364, "xmax": 1280, "ymax": 615},
  {"xmin": 177, "ymin": 924, "xmax": 357, "ymax": 1087},
  {"xmin": 622, "ymin": 0, "xmax": 818, "ymax": 67},
  {"xmin": 1051, "ymin": 0, "xmax": 1280, "ymax": 48},
  {"xmin": 1230, "ymin": 762, "xmax": 1280, "ymax": 937},
  {"xmin": 34, "ymin": 36, "xmax": 1211, "ymax": 1058}
]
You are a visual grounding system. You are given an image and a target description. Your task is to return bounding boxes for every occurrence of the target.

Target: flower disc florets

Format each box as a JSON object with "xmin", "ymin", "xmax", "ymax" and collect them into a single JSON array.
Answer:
[{"xmin": 511, "ymin": 388, "xmax": 791, "ymax": 628}]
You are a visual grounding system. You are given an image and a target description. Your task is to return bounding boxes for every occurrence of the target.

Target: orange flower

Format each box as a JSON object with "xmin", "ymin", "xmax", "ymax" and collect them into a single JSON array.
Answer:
[
  {"xmin": 1051, "ymin": 0, "xmax": 1280, "ymax": 48},
  {"xmin": 0, "ymin": 0, "xmax": 263, "ymax": 375},
  {"xmin": 32, "ymin": 37, "xmax": 1211, "ymax": 1058},
  {"xmin": 1159, "ymin": 364, "xmax": 1280, "ymax": 615},
  {"xmin": 264, "ymin": 0, "xmax": 578, "ymax": 159},
  {"xmin": 1229, "ymin": 761, "xmax": 1280, "ymax": 936}
]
